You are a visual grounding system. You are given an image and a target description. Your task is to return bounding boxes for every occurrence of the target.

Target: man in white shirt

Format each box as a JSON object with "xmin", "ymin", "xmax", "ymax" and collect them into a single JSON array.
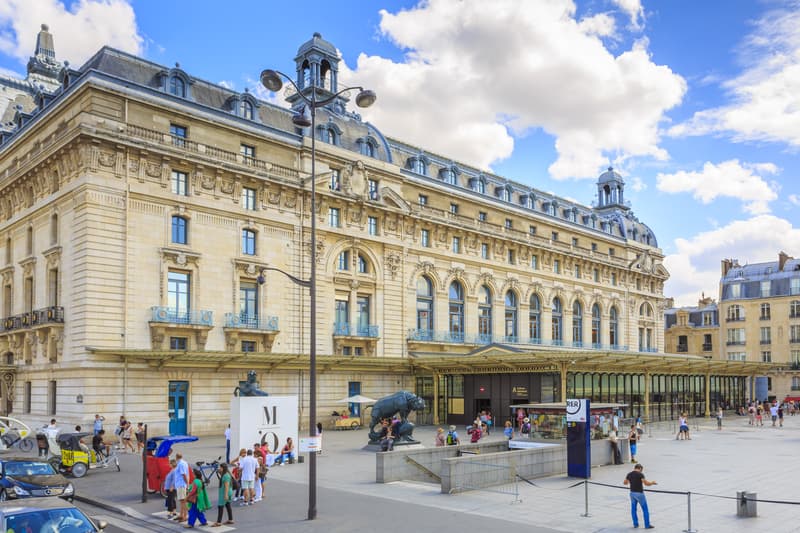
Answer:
[
  {"xmin": 224, "ymin": 424, "xmax": 231, "ymax": 463},
  {"xmin": 238, "ymin": 449, "xmax": 258, "ymax": 505},
  {"xmin": 174, "ymin": 452, "xmax": 190, "ymax": 522}
]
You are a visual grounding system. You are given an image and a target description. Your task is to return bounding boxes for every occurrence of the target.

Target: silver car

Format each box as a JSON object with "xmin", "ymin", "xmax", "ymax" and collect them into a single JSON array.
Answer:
[{"xmin": 0, "ymin": 497, "xmax": 107, "ymax": 532}]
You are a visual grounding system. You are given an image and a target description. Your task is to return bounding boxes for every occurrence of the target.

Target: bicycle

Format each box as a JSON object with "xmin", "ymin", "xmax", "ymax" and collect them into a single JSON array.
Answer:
[{"xmin": 195, "ymin": 457, "xmax": 222, "ymax": 485}]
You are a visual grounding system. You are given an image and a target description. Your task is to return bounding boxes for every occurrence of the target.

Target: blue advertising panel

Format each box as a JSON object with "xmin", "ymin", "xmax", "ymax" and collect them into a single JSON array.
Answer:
[{"xmin": 566, "ymin": 399, "xmax": 590, "ymax": 478}]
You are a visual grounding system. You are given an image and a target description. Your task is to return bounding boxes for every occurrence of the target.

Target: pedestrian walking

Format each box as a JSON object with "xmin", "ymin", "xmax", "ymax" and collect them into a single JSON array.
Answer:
[
  {"xmin": 185, "ymin": 468, "xmax": 210, "ymax": 528},
  {"xmin": 211, "ymin": 463, "xmax": 234, "ymax": 527},
  {"xmin": 468, "ymin": 421, "xmax": 482, "ymax": 443},
  {"xmin": 716, "ymin": 407, "xmax": 723, "ymax": 430},
  {"xmin": 624, "ymin": 463, "xmax": 657, "ymax": 529},
  {"xmin": 164, "ymin": 459, "xmax": 178, "ymax": 519},
  {"xmin": 778, "ymin": 405, "xmax": 784, "ymax": 427},
  {"xmin": 770, "ymin": 402, "xmax": 778, "ymax": 426},
  {"xmin": 628, "ymin": 424, "xmax": 639, "ymax": 463},
  {"xmin": 174, "ymin": 452, "xmax": 190, "ymax": 523},
  {"xmin": 224, "ymin": 424, "xmax": 231, "ymax": 464},
  {"xmin": 93, "ymin": 414, "xmax": 105, "ymax": 436},
  {"xmin": 503, "ymin": 420, "xmax": 514, "ymax": 440},
  {"xmin": 435, "ymin": 427, "xmax": 446, "ymax": 447}
]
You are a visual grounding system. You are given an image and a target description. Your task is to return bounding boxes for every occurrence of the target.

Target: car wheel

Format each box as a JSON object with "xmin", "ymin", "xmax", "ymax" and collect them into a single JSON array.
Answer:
[
  {"xmin": 19, "ymin": 437, "xmax": 35, "ymax": 453},
  {"xmin": 71, "ymin": 462, "xmax": 88, "ymax": 478},
  {"xmin": 0, "ymin": 489, "xmax": 7, "ymax": 501}
]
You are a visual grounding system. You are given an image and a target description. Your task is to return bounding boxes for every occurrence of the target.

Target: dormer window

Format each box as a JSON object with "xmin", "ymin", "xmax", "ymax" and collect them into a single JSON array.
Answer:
[
  {"xmin": 240, "ymin": 100, "xmax": 254, "ymax": 120},
  {"xmin": 407, "ymin": 156, "xmax": 428, "ymax": 176},
  {"xmin": 472, "ymin": 177, "xmax": 486, "ymax": 194},
  {"xmin": 496, "ymin": 185, "xmax": 511, "ymax": 202},
  {"xmin": 357, "ymin": 136, "xmax": 379, "ymax": 158},
  {"xmin": 521, "ymin": 194, "xmax": 535, "ymax": 209},
  {"xmin": 565, "ymin": 209, "xmax": 577, "ymax": 222},
  {"xmin": 318, "ymin": 123, "xmax": 341, "ymax": 145},
  {"xmin": 169, "ymin": 76, "xmax": 185, "ymax": 97},
  {"xmin": 161, "ymin": 67, "xmax": 193, "ymax": 99},
  {"xmin": 439, "ymin": 166, "xmax": 459, "ymax": 185},
  {"xmin": 544, "ymin": 202, "xmax": 556, "ymax": 216}
]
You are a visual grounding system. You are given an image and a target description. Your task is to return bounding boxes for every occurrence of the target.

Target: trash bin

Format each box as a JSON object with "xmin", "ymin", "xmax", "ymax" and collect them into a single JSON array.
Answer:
[{"xmin": 737, "ymin": 491, "xmax": 757, "ymax": 517}]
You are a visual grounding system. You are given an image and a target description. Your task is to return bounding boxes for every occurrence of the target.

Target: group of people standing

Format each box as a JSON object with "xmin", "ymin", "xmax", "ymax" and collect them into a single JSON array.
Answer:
[{"xmin": 746, "ymin": 400, "xmax": 787, "ymax": 427}]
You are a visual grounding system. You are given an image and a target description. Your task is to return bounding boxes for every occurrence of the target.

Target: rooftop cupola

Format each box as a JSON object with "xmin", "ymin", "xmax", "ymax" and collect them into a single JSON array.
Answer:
[
  {"xmin": 596, "ymin": 166, "xmax": 628, "ymax": 211},
  {"xmin": 288, "ymin": 32, "xmax": 345, "ymax": 113}
]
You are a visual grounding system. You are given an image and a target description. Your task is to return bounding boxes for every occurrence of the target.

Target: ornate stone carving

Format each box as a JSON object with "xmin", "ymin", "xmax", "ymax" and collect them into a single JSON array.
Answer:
[
  {"xmin": 267, "ymin": 188, "xmax": 281, "ymax": 205},
  {"xmin": 385, "ymin": 252, "xmax": 401, "ymax": 280},
  {"xmin": 146, "ymin": 162, "xmax": 161, "ymax": 178},
  {"xmin": 98, "ymin": 152, "xmax": 116, "ymax": 168},
  {"xmin": 220, "ymin": 181, "xmax": 235, "ymax": 194}
]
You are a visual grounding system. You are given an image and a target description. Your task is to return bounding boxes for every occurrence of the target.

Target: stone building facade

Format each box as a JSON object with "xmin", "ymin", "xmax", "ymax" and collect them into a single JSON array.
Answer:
[{"xmin": 0, "ymin": 29, "xmax": 768, "ymax": 434}]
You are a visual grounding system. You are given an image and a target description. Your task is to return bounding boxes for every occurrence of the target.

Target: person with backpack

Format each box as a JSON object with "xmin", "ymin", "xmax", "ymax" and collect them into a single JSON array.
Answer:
[
  {"xmin": 521, "ymin": 417, "xmax": 531, "ymax": 439},
  {"xmin": 446, "ymin": 425, "xmax": 460, "ymax": 445}
]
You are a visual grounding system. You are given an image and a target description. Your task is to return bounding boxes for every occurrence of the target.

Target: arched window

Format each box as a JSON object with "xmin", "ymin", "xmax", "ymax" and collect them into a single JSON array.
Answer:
[
  {"xmin": 357, "ymin": 254, "xmax": 368, "ymax": 273},
  {"xmin": 505, "ymin": 291, "xmax": 518, "ymax": 342},
  {"xmin": 591, "ymin": 304, "xmax": 601, "ymax": 348},
  {"xmin": 440, "ymin": 167, "xmax": 458, "ymax": 185},
  {"xmin": 417, "ymin": 276, "xmax": 434, "ymax": 335},
  {"xmin": 361, "ymin": 141, "xmax": 374, "ymax": 157},
  {"xmin": 552, "ymin": 297, "xmax": 563, "ymax": 345},
  {"xmin": 572, "ymin": 301, "xmax": 583, "ymax": 346},
  {"xmin": 449, "ymin": 281, "xmax": 465, "ymax": 341},
  {"xmin": 609, "ymin": 306, "xmax": 619, "ymax": 348},
  {"xmin": 478, "ymin": 285, "xmax": 492, "ymax": 342},
  {"xmin": 169, "ymin": 76, "xmax": 186, "ymax": 97},
  {"xmin": 408, "ymin": 157, "xmax": 427, "ymax": 176},
  {"xmin": 171, "ymin": 216, "xmax": 187, "ymax": 244},
  {"xmin": 240, "ymin": 100, "xmax": 254, "ymax": 120},
  {"xmin": 472, "ymin": 178, "xmax": 486, "ymax": 194},
  {"xmin": 320, "ymin": 126, "xmax": 337, "ymax": 145},
  {"xmin": 640, "ymin": 302, "xmax": 653, "ymax": 318},
  {"xmin": 529, "ymin": 294, "xmax": 541, "ymax": 343}
]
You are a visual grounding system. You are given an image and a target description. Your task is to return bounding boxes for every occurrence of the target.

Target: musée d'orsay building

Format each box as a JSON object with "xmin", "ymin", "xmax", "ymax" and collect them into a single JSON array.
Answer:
[{"xmin": 0, "ymin": 27, "xmax": 772, "ymax": 435}]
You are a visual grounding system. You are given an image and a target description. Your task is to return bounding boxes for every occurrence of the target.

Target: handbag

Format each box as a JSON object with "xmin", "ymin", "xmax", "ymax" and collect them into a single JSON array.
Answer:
[{"xmin": 186, "ymin": 483, "xmax": 198, "ymax": 504}]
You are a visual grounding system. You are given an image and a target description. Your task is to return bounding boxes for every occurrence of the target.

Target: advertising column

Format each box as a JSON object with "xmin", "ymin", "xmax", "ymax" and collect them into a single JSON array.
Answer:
[{"xmin": 566, "ymin": 398, "xmax": 590, "ymax": 478}]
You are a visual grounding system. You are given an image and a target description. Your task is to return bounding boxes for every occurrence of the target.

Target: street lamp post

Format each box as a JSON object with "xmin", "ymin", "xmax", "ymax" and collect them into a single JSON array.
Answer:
[{"xmin": 260, "ymin": 68, "xmax": 375, "ymax": 521}]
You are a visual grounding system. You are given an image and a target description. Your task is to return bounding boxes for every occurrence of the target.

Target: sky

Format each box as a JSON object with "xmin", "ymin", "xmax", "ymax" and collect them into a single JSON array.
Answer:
[{"xmin": 1, "ymin": 0, "xmax": 799, "ymax": 307}]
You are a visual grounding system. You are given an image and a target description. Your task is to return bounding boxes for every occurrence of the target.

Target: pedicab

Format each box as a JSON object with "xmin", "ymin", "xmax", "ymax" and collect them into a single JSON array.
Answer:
[
  {"xmin": 145, "ymin": 435, "xmax": 198, "ymax": 496},
  {"xmin": 0, "ymin": 417, "xmax": 35, "ymax": 452},
  {"xmin": 50, "ymin": 432, "xmax": 120, "ymax": 478}
]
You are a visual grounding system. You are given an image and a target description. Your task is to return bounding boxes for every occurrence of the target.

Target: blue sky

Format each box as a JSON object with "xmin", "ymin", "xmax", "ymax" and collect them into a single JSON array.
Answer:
[{"xmin": 1, "ymin": 0, "xmax": 799, "ymax": 306}]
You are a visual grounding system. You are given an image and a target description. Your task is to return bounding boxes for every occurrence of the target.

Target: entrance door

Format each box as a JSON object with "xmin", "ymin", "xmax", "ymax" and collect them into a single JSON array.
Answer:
[{"xmin": 168, "ymin": 381, "xmax": 189, "ymax": 435}]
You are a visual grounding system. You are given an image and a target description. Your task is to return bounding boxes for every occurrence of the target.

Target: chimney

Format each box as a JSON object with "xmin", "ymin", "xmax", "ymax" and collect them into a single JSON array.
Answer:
[
  {"xmin": 721, "ymin": 259, "xmax": 733, "ymax": 277},
  {"xmin": 778, "ymin": 251, "xmax": 792, "ymax": 271}
]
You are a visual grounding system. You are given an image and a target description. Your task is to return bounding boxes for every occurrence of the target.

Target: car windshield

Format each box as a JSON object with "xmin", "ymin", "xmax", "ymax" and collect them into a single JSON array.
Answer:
[
  {"xmin": 5, "ymin": 508, "xmax": 95, "ymax": 533},
  {"xmin": 3, "ymin": 461, "xmax": 57, "ymax": 477}
]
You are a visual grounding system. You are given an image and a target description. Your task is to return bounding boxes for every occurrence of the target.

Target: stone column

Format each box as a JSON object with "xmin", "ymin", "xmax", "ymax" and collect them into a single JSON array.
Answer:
[
  {"xmin": 433, "ymin": 373, "xmax": 440, "ymax": 425},
  {"xmin": 644, "ymin": 372, "xmax": 651, "ymax": 421},
  {"xmin": 705, "ymin": 372, "xmax": 711, "ymax": 417}
]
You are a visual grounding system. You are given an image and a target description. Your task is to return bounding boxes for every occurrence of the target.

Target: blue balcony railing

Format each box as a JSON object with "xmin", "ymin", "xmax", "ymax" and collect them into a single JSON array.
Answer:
[
  {"xmin": 333, "ymin": 323, "xmax": 380, "ymax": 338},
  {"xmin": 151, "ymin": 306, "xmax": 213, "ymax": 326},
  {"xmin": 406, "ymin": 329, "xmax": 633, "ymax": 351},
  {"xmin": 224, "ymin": 313, "xmax": 278, "ymax": 331}
]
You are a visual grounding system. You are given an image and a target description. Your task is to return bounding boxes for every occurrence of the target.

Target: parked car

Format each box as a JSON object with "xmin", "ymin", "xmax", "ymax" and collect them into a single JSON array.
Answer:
[
  {"xmin": 0, "ymin": 458, "xmax": 74, "ymax": 502},
  {"xmin": 0, "ymin": 497, "xmax": 106, "ymax": 532}
]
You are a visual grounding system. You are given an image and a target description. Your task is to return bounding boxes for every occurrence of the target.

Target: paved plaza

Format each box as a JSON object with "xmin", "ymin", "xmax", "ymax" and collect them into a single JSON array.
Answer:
[{"xmin": 67, "ymin": 412, "xmax": 800, "ymax": 532}]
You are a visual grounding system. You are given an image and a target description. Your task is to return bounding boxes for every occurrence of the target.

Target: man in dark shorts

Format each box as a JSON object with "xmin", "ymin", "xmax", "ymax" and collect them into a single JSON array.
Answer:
[
  {"xmin": 624, "ymin": 463, "xmax": 657, "ymax": 529},
  {"xmin": 92, "ymin": 429, "xmax": 111, "ymax": 458}
]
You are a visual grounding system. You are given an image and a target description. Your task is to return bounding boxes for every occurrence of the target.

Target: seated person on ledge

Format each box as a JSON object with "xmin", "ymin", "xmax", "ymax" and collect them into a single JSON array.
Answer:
[{"xmin": 275, "ymin": 437, "xmax": 296, "ymax": 464}]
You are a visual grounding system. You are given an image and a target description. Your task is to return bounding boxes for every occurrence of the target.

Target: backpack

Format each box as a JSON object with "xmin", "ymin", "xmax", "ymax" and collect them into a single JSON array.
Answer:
[{"xmin": 446, "ymin": 432, "xmax": 455, "ymax": 445}]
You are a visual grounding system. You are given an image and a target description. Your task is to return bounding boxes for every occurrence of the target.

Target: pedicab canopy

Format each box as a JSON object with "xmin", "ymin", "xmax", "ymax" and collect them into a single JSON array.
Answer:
[
  {"xmin": 56, "ymin": 432, "xmax": 91, "ymax": 451},
  {"xmin": 146, "ymin": 435, "xmax": 199, "ymax": 458}
]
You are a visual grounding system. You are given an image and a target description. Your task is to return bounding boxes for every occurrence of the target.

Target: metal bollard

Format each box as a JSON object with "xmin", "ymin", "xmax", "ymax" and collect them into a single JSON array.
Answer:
[
  {"xmin": 683, "ymin": 491, "xmax": 697, "ymax": 532},
  {"xmin": 581, "ymin": 479, "xmax": 591, "ymax": 517}
]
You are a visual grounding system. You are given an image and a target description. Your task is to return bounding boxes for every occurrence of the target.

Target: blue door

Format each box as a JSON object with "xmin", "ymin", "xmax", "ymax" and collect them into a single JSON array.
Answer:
[
  {"xmin": 168, "ymin": 381, "xmax": 189, "ymax": 435},
  {"xmin": 348, "ymin": 381, "xmax": 361, "ymax": 417}
]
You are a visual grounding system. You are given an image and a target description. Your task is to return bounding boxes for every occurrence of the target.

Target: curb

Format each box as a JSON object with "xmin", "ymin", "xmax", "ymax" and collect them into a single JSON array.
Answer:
[{"xmin": 73, "ymin": 493, "xmax": 146, "ymax": 519}]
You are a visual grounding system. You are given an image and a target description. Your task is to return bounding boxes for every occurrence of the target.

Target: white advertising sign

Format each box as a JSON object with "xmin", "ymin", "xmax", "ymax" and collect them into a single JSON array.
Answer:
[
  {"xmin": 566, "ymin": 398, "xmax": 588, "ymax": 422},
  {"xmin": 299, "ymin": 436, "xmax": 321, "ymax": 453},
  {"xmin": 230, "ymin": 396, "xmax": 298, "ymax": 456}
]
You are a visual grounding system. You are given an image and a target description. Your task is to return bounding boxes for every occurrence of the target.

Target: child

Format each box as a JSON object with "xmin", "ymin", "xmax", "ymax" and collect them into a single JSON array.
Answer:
[
  {"xmin": 503, "ymin": 420, "xmax": 514, "ymax": 440},
  {"xmin": 164, "ymin": 459, "xmax": 178, "ymax": 519}
]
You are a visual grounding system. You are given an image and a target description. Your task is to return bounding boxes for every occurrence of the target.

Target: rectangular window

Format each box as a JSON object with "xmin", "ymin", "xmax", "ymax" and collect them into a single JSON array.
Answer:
[
  {"xmin": 342, "ymin": 346, "xmax": 352, "ymax": 356},
  {"xmin": 760, "ymin": 326, "xmax": 771, "ymax": 344},
  {"xmin": 593, "ymin": 268, "xmax": 599, "ymax": 282},
  {"xmin": 730, "ymin": 283, "xmax": 741, "ymax": 298},
  {"xmin": 47, "ymin": 380, "xmax": 56, "ymax": 415},
  {"xmin": 572, "ymin": 237, "xmax": 578, "ymax": 247},
  {"xmin": 368, "ymin": 179, "xmax": 379, "ymax": 200},
  {"xmin": 703, "ymin": 313, "xmax": 713, "ymax": 326},
  {"xmin": 591, "ymin": 243, "xmax": 597, "ymax": 252},
  {"xmin": 507, "ymin": 249, "xmax": 514, "ymax": 264},
  {"xmin": 170, "ymin": 124, "xmax": 187, "ymax": 147},
  {"xmin": 3, "ymin": 285, "xmax": 11, "ymax": 317},
  {"xmin": 553, "ymin": 259, "xmax": 560, "ymax": 274},
  {"xmin": 761, "ymin": 351, "xmax": 772, "ymax": 363},
  {"xmin": 529, "ymin": 225, "xmax": 536, "ymax": 235},
  {"xmin": 609, "ymin": 248, "xmax": 615, "ymax": 256},
  {"xmin": 167, "ymin": 271, "xmax": 190, "ymax": 316},
  {"xmin": 761, "ymin": 280, "xmax": 771, "ymax": 297},
  {"xmin": 726, "ymin": 328, "xmax": 746, "ymax": 345},
  {"xmin": 240, "ymin": 281, "xmax": 258, "ymax": 317},
  {"xmin": 421, "ymin": 229, "xmax": 430, "ymax": 248},
  {"xmin": 170, "ymin": 337, "xmax": 188, "ymax": 350},
  {"xmin": 241, "ymin": 187, "xmax": 256, "ymax": 210},
  {"xmin": 505, "ymin": 219, "xmax": 513, "ymax": 229},
  {"xmin": 241, "ymin": 340, "xmax": 257, "ymax": 352},
  {"xmin": 703, "ymin": 333, "xmax": 713, "ymax": 351},
  {"xmin": 329, "ymin": 207, "xmax": 340, "ymax": 227},
  {"xmin": 792, "ymin": 350, "xmax": 800, "ymax": 364},
  {"xmin": 23, "ymin": 278, "xmax": 33, "ymax": 313},
  {"xmin": 240, "ymin": 143, "xmax": 255, "ymax": 163},
  {"xmin": 791, "ymin": 325, "xmax": 800, "ymax": 343},
  {"xmin": 171, "ymin": 170, "xmax": 188, "ymax": 196},
  {"xmin": 354, "ymin": 347, "xmax": 363, "ymax": 356},
  {"xmin": 792, "ymin": 278, "xmax": 800, "ymax": 295},
  {"xmin": 478, "ymin": 212, "xmax": 487, "ymax": 222},
  {"xmin": 574, "ymin": 265, "xmax": 581, "ymax": 278},
  {"xmin": 450, "ymin": 203, "xmax": 459, "ymax": 214},
  {"xmin": 481, "ymin": 243, "xmax": 489, "ymax": 259},
  {"xmin": 727, "ymin": 352, "xmax": 746, "ymax": 361},
  {"xmin": 368, "ymin": 216, "xmax": 378, "ymax": 236},
  {"xmin": 23, "ymin": 381, "xmax": 31, "ymax": 414},
  {"xmin": 329, "ymin": 169, "xmax": 341, "ymax": 191},
  {"xmin": 48, "ymin": 268, "xmax": 59, "ymax": 307},
  {"xmin": 760, "ymin": 303, "xmax": 771, "ymax": 320},
  {"xmin": 171, "ymin": 216, "xmax": 187, "ymax": 244},
  {"xmin": 611, "ymin": 273, "xmax": 617, "ymax": 286},
  {"xmin": 418, "ymin": 194, "xmax": 428, "ymax": 206},
  {"xmin": 337, "ymin": 251, "xmax": 350, "ymax": 271},
  {"xmin": 531, "ymin": 255, "xmax": 538, "ymax": 270},
  {"xmin": 636, "ymin": 279, "xmax": 642, "ymax": 290},
  {"xmin": 242, "ymin": 229, "xmax": 256, "ymax": 255},
  {"xmin": 452, "ymin": 236, "xmax": 461, "ymax": 254},
  {"xmin": 551, "ymin": 231, "xmax": 558, "ymax": 242}
]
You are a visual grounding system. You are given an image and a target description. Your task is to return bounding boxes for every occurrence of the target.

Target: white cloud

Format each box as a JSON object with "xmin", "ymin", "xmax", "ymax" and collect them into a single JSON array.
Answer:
[
  {"xmin": 656, "ymin": 159, "xmax": 779, "ymax": 214},
  {"xmin": 669, "ymin": 3, "xmax": 800, "ymax": 147},
  {"xmin": 0, "ymin": 0, "xmax": 143, "ymax": 67},
  {"xmin": 630, "ymin": 176, "xmax": 646, "ymax": 192},
  {"xmin": 789, "ymin": 194, "xmax": 800, "ymax": 206},
  {"xmin": 338, "ymin": 0, "xmax": 685, "ymax": 179},
  {"xmin": 664, "ymin": 215, "xmax": 800, "ymax": 306},
  {"xmin": 611, "ymin": 0, "xmax": 645, "ymax": 30}
]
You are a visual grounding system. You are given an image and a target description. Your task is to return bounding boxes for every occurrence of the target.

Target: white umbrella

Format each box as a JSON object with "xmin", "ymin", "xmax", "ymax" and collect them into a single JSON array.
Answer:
[{"xmin": 338, "ymin": 394, "xmax": 377, "ymax": 404}]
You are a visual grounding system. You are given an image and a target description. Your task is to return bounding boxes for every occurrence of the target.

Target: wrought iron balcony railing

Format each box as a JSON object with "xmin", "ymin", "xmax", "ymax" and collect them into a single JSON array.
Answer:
[
  {"xmin": 333, "ymin": 323, "xmax": 380, "ymax": 338},
  {"xmin": 224, "ymin": 313, "xmax": 278, "ymax": 331},
  {"xmin": 676, "ymin": 344, "xmax": 689, "ymax": 352},
  {"xmin": 150, "ymin": 306, "xmax": 213, "ymax": 326},
  {"xmin": 2, "ymin": 306, "xmax": 64, "ymax": 332}
]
